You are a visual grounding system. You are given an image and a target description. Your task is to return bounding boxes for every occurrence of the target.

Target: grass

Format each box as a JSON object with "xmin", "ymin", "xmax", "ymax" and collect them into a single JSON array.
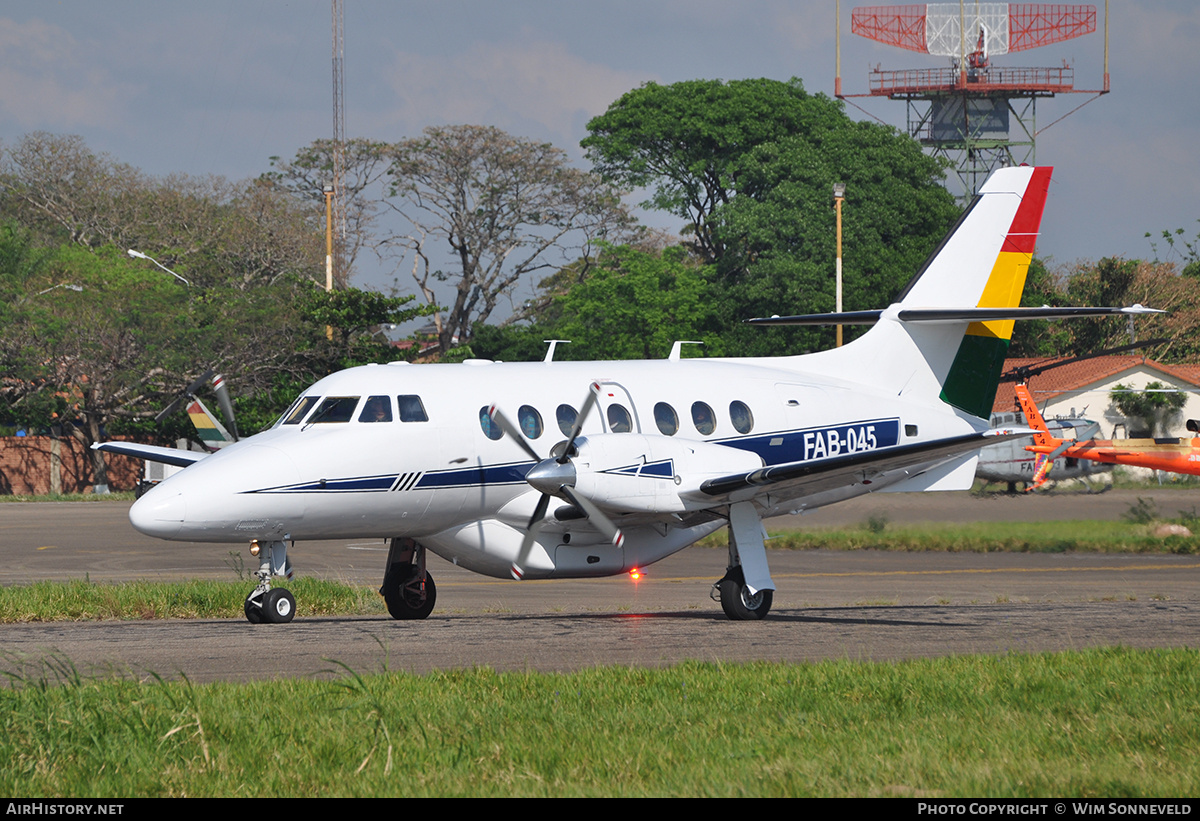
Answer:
[
  {"xmin": 0, "ymin": 578, "xmax": 387, "ymax": 623},
  {"xmin": 0, "ymin": 491, "xmax": 137, "ymax": 502},
  {"xmin": 1, "ymin": 648, "xmax": 1196, "ymax": 797},
  {"xmin": 693, "ymin": 517, "xmax": 1200, "ymax": 555}
]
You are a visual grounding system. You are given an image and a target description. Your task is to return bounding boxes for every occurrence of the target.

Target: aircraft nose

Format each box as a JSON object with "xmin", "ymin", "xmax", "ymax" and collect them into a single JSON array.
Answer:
[{"xmin": 129, "ymin": 488, "xmax": 186, "ymax": 539}]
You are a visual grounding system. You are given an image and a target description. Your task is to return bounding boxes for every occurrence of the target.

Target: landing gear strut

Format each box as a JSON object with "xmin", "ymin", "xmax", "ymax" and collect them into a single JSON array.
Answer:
[
  {"xmin": 243, "ymin": 539, "xmax": 295, "ymax": 624},
  {"xmin": 380, "ymin": 537, "xmax": 437, "ymax": 620}
]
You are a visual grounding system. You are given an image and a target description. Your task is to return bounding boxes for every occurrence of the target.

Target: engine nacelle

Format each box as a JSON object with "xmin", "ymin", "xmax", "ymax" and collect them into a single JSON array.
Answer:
[{"xmin": 568, "ymin": 434, "xmax": 762, "ymax": 514}]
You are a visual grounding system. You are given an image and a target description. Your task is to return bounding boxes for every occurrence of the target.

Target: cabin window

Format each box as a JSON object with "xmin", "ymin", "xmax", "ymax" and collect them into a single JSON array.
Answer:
[
  {"xmin": 359, "ymin": 396, "xmax": 393, "ymax": 423},
  {"xmin": 478, "ymin": 406, "xmax": 503, "ymax": 440},
  {"xmin": 654, "ymin": 402, "xmax": 678, "ymax": 436},
  {"xmin": 309, "ymin": 396, "xmax": 360, "ymax": 424},
  {"xmin": 281, "ymin": 396, "xmax": 320, "ymax": 425},
  {"xmin": 692, "ymin": 401, "xmax": 716, "ymax": 435},
  {"xmin": 729, "ymin": 401, "xmax": 754, "ymax": 434},
  {"xmin": 556, "ymin": 404, "xmax": 578, "ymax": 436},
  {"xmin": 397, "ymin": 395, "xmax": 428, "ymax": 422},
  {"xmin": 607, "ymin": 404, "xmax": 633, "ymax": 433},
  {"xmin": 519, "ymin": 405, "xmax": 544, "ymax": 439}
]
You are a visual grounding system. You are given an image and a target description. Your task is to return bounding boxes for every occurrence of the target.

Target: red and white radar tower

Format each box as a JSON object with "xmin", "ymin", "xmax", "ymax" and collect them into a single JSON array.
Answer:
[{"xmin": 837, "ymin": 2, "xmax": 1109, "ymax": 198}]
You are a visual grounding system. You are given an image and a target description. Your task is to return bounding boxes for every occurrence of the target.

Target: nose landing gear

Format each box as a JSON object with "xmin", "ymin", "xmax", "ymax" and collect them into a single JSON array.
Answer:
[{"xmin": 243, "ymin": 539, "xmax": 296, "ymax": 624}]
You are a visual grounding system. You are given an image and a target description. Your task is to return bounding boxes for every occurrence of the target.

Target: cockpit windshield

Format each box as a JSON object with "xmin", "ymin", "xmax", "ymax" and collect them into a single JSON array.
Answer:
[
  {"xmin": 305, "ymin": 396, "xmax": 361, "ymax": 424},
  {"xmin": 279, "ymin": 396, "xmax": 320, "ymax": 426}
]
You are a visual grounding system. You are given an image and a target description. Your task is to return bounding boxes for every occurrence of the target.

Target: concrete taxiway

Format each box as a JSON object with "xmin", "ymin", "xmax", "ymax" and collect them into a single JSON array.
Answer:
[{"xmin": 2, "ymin": 490, "xmax": 1199, "ymax": 683}]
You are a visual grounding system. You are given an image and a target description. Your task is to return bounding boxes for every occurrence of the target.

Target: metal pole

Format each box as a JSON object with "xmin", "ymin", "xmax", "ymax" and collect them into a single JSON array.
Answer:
[
  {"xmin": 834, "ymin": 183, "xmax": 845, "ymax": 347},
  {"xmin": 324, "ymin": 183, "xmax": 334, "ymax": 341}
]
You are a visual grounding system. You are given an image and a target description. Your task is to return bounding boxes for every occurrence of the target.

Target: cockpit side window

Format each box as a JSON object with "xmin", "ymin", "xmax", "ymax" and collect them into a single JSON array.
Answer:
[
  {"xmin": 397, "ymin": 395, "xmax": 428, "ymax": 422},
  {"xmin": 359, "ymin": 396, "xmax": 393, "ymax": 423},
  {"xmin": 281, "ymin": 396, "xmax": 320, "ymax": 425},
  {"xmin": 309, "ymin": 396, "xmax": 360, "ymax": 424}
]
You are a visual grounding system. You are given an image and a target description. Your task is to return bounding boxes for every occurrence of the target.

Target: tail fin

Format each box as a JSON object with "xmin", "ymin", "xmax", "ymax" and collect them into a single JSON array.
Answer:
[
  {"xmin": 927, "ymin": 167, "xmax": 1052, "ymax": 417},
  {"xmin": 186, "ymin": 397, "xmax": 235, "ymax": 450},
  {"xmin": 1013, "ymin": 383, "xmax": 1060, "ymax": 448},
  {"xmin": 775, "ymin": 166, "xmax": 1052, "ymax": 418}
]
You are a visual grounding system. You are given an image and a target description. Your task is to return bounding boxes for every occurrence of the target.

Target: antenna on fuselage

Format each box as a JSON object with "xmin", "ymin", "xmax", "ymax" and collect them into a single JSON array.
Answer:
[
  {"xmin": 543, "ymin": 340, "xmax": 570, "ymax": 363},
  {"xmin": 669, "ymin": 341, "xmax": 703, "ymax": 361}
]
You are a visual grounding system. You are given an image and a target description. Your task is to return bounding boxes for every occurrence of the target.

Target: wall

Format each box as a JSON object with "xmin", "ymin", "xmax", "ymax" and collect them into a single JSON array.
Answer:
[{"xmin": 0, "ymin": 436, "xmax": 142, "ymax": 495}]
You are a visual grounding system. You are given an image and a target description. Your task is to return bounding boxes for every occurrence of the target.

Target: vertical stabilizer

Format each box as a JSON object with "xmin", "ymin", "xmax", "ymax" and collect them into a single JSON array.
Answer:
[
  {"xmin": 777, "ymin": 166, "xmax": 1052, "ymax": 420},
  {"xmin": 933, "ymin": 167, "xmax": 1052, "ymax": 417}
]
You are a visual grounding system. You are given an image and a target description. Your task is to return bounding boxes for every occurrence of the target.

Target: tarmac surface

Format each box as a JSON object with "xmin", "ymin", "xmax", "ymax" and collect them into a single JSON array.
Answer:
[{"xmin": 2, "ymin": 487, "xmax": 1199, "ymax": 683}]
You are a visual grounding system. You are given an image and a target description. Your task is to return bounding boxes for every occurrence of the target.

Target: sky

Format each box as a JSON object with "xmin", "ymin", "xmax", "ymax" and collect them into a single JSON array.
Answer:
[{"xmin": 2, "ymin": 1, "xmax": 1198, "ymax": 299}]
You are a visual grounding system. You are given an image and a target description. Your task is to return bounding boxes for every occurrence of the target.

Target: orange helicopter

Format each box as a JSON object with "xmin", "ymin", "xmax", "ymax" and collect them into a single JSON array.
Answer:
[{"xmin": 1014, "ymin": 383, "xmax": 1200, "ymax": 488}]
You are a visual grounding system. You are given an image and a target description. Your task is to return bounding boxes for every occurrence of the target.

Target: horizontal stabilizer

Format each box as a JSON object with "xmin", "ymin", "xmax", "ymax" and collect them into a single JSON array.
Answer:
[
  {"xmin": 748, "ymin": 305, "xmax": 1163, "ymax": 327},
  {"xmin": 91, "ymin": 441, "xmax": 208, "ymax": 468}
]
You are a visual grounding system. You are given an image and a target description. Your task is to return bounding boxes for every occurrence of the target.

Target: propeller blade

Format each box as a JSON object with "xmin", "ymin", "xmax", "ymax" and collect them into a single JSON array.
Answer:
[
  {"xmin": 559, "ymin": 485, "xmax": 624, "ymax": 549},
  {"xmin": 212, "ymin": 373, "xmax": 239, "ymax": 442},
  {"xmin": 560, "ymin": 382, "xmax": 601, "ymax": 462},
  {"xmin": 511, "ymin": 493, "xmax": 551, "ymax": 580},
  {"xmin": 488, "ymin": 405, "xmax": 541, "ymax": 462},
  {"xmin": 155, "ymin": 369, "xmax": 216, "ymax": 423}
]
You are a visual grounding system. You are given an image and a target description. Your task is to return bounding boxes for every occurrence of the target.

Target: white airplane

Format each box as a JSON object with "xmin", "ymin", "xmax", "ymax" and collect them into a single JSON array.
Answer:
[{"xmin": 96, "ymin": 165, "xmax": 1160, "ymax": 624}]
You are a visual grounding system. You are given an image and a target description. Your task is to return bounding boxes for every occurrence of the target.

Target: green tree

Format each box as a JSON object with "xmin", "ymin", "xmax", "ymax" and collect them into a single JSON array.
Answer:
[
  {"xmin": 472, "ymin": 244, "xmax": 723, "ymax": 362},
  {"xmin": 583, "ymin": 78, "xmax": 959, "ymax": 355},
  {"xmin": 583, "ymin": 78, "xmax": 826, "ymax": 263},
  {"xmin": 298, "ymin": 284, "xmax": 436, "ymax": 367},
  {"xmin": 1111, "ymin": 381, "xmax": 1187, "ymax": 437},
  {"xmin": 386, "ymin": 125, "xmax": 635, "ymax": 354},
  {"xmin": 264, "ymin": 138, "xmax": 394, "ymax": 283},
  {"xmin": 2, "ymin": 132, "xmax": 322, "ymax": 290}
]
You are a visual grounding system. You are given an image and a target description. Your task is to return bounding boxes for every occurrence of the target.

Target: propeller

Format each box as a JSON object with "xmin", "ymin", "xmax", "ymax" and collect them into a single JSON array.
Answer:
[
  {"xmin": 212, "ymin": 373, "xmax": 239, "ymax": 442},
  {"xmin": 155, "ymin": 369, "xmax": 216, "ymax": 423},
  {"xmin": 154, "ymin": 369, "xmax": 239, "ymax": 443},
  {"xmin": 489, "ymin": 382, "xmax": 624, "ymax": 580}
]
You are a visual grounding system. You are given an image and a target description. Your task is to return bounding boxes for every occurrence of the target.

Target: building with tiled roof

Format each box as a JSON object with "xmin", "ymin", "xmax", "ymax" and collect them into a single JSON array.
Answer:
[{"xmin": 993, "ymin": 356, "xmax": 1200, "ymax": 438}]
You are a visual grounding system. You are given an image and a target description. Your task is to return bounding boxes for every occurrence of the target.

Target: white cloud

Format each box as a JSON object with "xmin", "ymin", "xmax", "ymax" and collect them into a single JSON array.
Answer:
[
  {"xmin": 376, "ymin": 39, "xmax": 651, "ymax": 152},
  {"xmin": 0, "ymin": 17, "xmax": 137, "ymax": 130}
]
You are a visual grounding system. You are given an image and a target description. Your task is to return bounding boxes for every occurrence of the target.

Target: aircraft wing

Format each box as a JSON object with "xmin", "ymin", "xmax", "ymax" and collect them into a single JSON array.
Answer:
[
  {"xmin": 91, "ymin": 441, "xmax": 208, "ymax": 468},
  {"xmin": 697, "ymin": 429, "xmax": 1030, "ymax": 503}
]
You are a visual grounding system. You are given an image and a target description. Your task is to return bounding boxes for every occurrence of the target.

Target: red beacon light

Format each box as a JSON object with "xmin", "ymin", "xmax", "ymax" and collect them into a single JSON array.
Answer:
[{"xmin": 630, "ymin": 568, "xmax": 642, "ymax": 582}]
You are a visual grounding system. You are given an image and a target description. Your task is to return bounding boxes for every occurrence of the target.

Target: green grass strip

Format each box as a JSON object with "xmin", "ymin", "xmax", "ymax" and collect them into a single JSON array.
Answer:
[
  {"xmin": 697, "ymin": 518, "xmax": 1200, "ymax": 555},
  {"xmin": 0, "ymin": 578, "xmax": 386, "ymax": 623},
  {"xmin": 1, "ymin": 649, "xmax": 1196, "ymax": 797}
]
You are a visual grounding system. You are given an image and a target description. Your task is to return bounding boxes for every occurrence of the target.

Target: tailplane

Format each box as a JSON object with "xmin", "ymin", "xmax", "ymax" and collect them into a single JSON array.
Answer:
[
  {"xmin": 762, "ymin": 166, "xmax": 1052, "ymax": 417},
  {"xmin": 757, "ymin": 166, "xmax": 1161, "ymax": 422}
]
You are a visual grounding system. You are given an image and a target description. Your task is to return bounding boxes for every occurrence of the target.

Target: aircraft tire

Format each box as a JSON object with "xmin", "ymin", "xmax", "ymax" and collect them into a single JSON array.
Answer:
[
  {"xmin": 262, "ymin": 588, "xmax": 296, "ymax": 624},
  {"xmin": 383, "ymin": 570, "xmax": 437, "ymax": 620},
  {"xmin": 718, "ymin": 568, "xmax": 772, "ymax": 621},
  {"xmin": 244, "ymin": 595, "xmax": 264, "ymax": 624}
]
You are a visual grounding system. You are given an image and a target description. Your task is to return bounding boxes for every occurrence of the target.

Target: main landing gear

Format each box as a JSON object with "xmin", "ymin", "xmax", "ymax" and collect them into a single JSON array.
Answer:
[
  {"xmin": 380, "ymin": 537, "xmax": 436, "ymax": 620},
  {"xmin": 711, "ymin": 501, "xmax": 776, "ymax": 621},
  {"xmin": 243, "ymin": 539, "xmax": 296, "ymax": 624}
]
